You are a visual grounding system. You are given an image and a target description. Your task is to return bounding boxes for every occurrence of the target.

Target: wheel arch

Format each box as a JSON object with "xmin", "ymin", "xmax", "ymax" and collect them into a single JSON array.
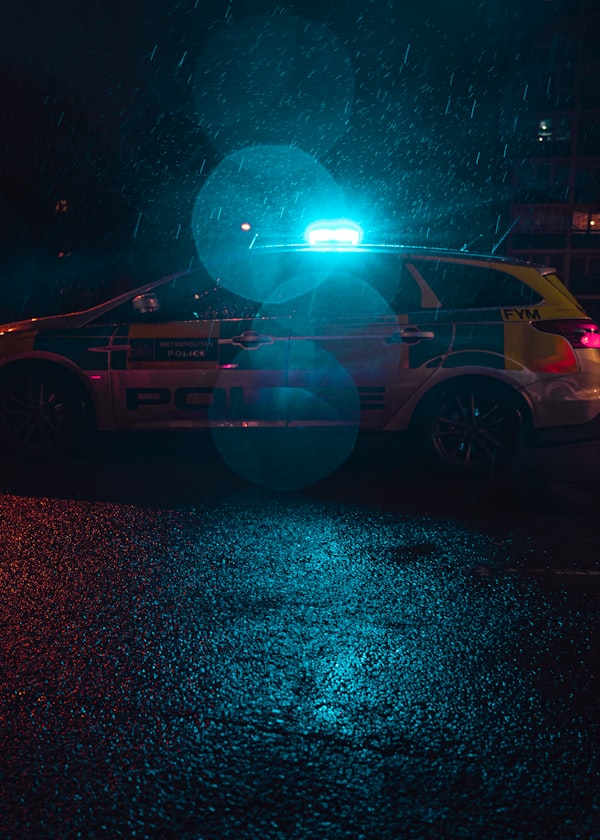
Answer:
[
  {"xmin": 0, "ymin": 357, "xmax": 98, "ymax": 430},
  {"xmin": 409, "ymin": 372, "xmax": 534, "ymax": 439}
]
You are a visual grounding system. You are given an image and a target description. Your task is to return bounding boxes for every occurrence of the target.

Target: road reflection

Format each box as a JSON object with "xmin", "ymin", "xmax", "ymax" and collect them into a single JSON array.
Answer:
[{"xmin": 0, "ymin": 480, "xmax": 597, "ymax": 839}]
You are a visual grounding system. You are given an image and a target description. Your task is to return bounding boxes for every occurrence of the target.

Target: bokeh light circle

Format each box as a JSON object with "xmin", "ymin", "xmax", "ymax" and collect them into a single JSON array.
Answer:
[
  {"xmin": 206, "ymin": 269, "xmax": 398, "ymax": 491},
  {"xmin": 191, "ymin": 144, "xmax": 348, "ymax": 302},
  {"xmin": 209, "ymin": 342, "xmax": 361, "ymax": 491},
  {"xmin": 193, "ymin": 16, "xmax": 354, "ymax": 156}
]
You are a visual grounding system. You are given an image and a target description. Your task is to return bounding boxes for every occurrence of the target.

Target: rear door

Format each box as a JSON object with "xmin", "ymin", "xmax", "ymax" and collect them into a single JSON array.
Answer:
[
  {"xmin": 407, "ymin": 257, "xmax": 544, "ymax": 372},
  {"xmin": 285, "ymin": 252, "xmax": 454, "ymax": 429}
]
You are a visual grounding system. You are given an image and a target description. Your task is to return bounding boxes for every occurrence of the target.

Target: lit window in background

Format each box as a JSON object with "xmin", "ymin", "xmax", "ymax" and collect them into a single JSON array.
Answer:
[
  {"xmin": 536, "ymin": 116, "xmax": 571, "ymax": 142},
  {"xmin": 538, "ymin": 118, "xmax": 552, "ymax": 141},
  {"xmin": 572, "ymin": 211, "xmax": 600, "ymax": 232}
]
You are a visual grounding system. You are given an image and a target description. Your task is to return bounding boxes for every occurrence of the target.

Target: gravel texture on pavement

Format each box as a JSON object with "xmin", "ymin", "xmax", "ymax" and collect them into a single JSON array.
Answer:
[{"xmin": 0, "ymin": 490, "xmax": 597, "ymax": 839}]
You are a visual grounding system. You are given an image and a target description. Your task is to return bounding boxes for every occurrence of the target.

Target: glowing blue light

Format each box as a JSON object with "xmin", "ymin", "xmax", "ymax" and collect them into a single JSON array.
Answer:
[{"xmin": 304, "ymin": 220, "xmax": 363, "ymax": 248}]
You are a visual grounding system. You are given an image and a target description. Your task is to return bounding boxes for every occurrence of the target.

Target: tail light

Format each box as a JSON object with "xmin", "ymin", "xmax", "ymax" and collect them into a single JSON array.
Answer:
[{"xmin": 532, "ymin": 319, "xmax": 600, "ymax": 349}]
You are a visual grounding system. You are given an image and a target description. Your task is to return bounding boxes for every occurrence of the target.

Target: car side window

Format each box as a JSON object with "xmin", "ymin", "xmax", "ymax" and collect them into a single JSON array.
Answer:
[
  {"xmin": 151, "ymin": 278, "xmax": 261, "ymax": 321},
  {"xmin": 91, "ymin": 277, "xmax": 262, "ymax": 324},
  {"xmin": 326, "ymin": 253, "xmax": 428, "ymax": 314},
  {"xmin": 387, "ymin": 261, "xmax": 438, "ymax": 312},
  {"xmin": 406, "ymin": 260, "xmax": 543, "ymax": 309},
  {"xmin": 186, "ymin": 286, "xmax": 261, "ymax": 321}
]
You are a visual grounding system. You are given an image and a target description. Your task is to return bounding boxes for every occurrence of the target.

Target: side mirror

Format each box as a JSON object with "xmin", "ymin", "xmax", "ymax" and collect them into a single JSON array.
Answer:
[{"xmin": 132, "ymin": 293, "xmax": 160, "ymax": 316}]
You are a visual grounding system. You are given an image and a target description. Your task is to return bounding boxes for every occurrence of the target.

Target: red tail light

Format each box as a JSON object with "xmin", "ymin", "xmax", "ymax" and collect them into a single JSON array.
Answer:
[{"xmin": 532, "ymin": 319, "xmax": 600, "ymax": 349}]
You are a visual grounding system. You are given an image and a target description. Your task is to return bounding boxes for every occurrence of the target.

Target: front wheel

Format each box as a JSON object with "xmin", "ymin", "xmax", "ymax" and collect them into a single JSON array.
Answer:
[
  {"xmin": 0, "ymin": 365, "xmax": 92, "ymax": 459},
  {"xmin": 417, "ymin": 382, "xmax": 523, "ymax": 476}
]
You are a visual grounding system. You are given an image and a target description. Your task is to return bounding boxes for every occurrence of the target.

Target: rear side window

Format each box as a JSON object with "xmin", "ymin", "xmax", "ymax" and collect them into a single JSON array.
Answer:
[{"xmin": 408, "ymin": 260, "xmax": 543, "ymax": 309}]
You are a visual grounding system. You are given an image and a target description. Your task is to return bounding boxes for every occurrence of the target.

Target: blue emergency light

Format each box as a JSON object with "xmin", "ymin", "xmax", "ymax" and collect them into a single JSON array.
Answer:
[{"xmin": 304, "ymin": 220, "xmax": 363, "ymax": 248}]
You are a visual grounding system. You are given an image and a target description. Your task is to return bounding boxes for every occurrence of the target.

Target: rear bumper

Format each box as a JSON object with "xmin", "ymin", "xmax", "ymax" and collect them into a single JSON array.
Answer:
[
  {"xmin": 528, "ymin": 413, "xmax": 600, "ymax": 446},
  {"xmin": 521, "ymin": 367, "xmax": 600, "ymax": 430}
]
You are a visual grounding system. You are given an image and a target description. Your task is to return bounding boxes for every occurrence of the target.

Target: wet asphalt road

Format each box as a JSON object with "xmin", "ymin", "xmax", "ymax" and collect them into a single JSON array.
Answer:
[{"xmin": 0, "ymin": 432, "xmax": 598, "ymax": 839}]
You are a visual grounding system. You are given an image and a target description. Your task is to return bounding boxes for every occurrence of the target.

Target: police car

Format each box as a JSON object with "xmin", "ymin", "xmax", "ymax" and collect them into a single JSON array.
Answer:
[{"xmin": 0, "ymin": 222, "xmax": 599, "ymax": 475}]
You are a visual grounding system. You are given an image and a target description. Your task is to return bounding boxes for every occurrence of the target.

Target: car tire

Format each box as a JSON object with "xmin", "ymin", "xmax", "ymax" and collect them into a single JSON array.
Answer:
[
  {"xmin": 415, "ymin": 380, "xmax": 524, "ymax": 477},
  {"xmin": 0, "ymin": 364, "xmax": 93, "ymax": 459}
]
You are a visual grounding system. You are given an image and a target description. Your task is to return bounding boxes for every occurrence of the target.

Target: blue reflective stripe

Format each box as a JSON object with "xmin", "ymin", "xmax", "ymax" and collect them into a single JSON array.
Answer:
[{"xmin": 33, "ymin": 328, "xmax": 116, "ymax": 371}]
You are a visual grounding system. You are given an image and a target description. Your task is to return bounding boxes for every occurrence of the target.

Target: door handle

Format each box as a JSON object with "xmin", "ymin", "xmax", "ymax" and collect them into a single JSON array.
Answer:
[
  {"xmin": 386, "ymin": 327, "xmax": 435, "ymax": 345},
  {"xmin": 231, "ymin": 331, "xmax": 275, "ymax": 349}
]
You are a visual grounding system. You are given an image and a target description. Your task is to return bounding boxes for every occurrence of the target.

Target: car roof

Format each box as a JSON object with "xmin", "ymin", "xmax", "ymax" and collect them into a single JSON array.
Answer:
[
  {"xmin": 65, "ymin": 243, "xmax": 556, "ymax": 328},
  {"xmin": 253, "ymin": 242, "xmax": 557, "ymax": 273}
]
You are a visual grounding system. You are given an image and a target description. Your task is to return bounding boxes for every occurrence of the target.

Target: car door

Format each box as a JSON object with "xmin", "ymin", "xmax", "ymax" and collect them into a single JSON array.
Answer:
[
  {"xmin": 407, "ymin": 257, "xmax": 538, "ymax": 372},
  {"xmin": 285, "ymin": 253, "xmax": 454, "ymax": 429},
  {"xmin": 109, "ymin": 280, "xmax": 291, "ymax": 430}
]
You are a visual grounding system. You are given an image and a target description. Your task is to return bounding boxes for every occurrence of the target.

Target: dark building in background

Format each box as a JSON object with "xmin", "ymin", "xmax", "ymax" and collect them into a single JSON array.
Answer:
[{"xmin": 506, "ymin": 0, "xmax": 600, "ymax": 315}]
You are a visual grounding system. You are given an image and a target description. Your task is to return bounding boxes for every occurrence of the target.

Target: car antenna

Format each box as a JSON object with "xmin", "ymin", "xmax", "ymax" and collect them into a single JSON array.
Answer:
[
  {"xmin": 461, "ymin": 234, "xmax": 483, "ymax": 252},
  {"xmin": 492, "ymin": 216, "xmax": 519, "ymax": 254}
]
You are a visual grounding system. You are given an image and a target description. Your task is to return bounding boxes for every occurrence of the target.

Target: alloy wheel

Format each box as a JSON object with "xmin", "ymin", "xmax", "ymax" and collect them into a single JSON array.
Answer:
[{"xmin": 429, "ymin": 386, "xmax": 521, "ymax": 474}]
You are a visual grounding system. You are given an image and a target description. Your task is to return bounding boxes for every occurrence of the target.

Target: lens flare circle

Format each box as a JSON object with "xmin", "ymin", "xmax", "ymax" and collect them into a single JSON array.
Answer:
[
  {"xmin": 191, "ymin": 145, "xmax": 348, "ymax": 302},
  {"xmin": 209, "ymin": 341, "xmax": 361, "ymax": 491},
  {"xmin": 193, "ymin": 16, "xmax": 354, "ymax": 156}
]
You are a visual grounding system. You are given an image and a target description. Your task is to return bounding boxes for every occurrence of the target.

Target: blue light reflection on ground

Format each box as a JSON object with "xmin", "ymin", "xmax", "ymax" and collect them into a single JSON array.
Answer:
[{"xmin": 1, "ymin": 495, "xmax": 596, "ymax": 838}]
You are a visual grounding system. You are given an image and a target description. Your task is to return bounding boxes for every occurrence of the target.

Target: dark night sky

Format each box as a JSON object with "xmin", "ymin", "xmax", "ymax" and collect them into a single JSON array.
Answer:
[
  {"xmin": 0, "ymin": 0, "xmax": 548, "ymax": 297},
  {"xmin": 3, "ymin": 0, "xmax": 529, "ymax": 130}
]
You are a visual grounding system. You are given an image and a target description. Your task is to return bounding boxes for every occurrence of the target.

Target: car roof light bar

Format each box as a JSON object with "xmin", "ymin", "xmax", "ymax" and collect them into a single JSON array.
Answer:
[{"xmin": 304, "ymin": 220, "xmax": 363, "ymax": 248}]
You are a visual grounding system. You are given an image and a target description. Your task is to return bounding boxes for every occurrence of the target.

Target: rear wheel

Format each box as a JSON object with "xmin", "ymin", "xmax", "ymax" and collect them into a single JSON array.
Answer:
[
  {"xmin": 0, "ymin": 364, "xmax": 92, "ymax": 459},
  {"xmin": 417, "ymin": 381, "xmax": 523, "ymax": 476}
]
